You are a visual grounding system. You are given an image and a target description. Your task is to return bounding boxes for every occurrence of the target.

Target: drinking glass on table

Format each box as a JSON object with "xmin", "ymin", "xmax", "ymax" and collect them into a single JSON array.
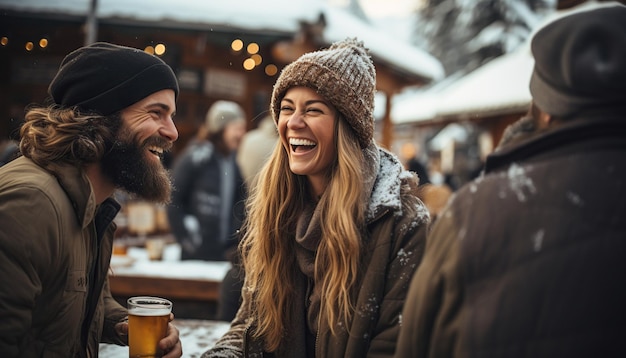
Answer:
[{"xmin": 127, "ymin": 296, "xmax": 172, "ymax": 358}]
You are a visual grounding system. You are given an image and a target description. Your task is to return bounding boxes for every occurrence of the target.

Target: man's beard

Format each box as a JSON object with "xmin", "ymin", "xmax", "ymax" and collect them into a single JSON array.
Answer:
[{"xmin": 100, "ymin": 130, "xmax": 173, "ymax": 204}]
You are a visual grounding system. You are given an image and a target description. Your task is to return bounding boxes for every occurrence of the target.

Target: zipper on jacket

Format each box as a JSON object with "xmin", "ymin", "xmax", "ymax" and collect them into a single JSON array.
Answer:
[
  {"xmin": 305, "ymin": 277, "xmax": 322, "ymax": 358},
  {"xmin": 243, "ymin": 324, "xmax": 250, "ymax": 357},
  {"xmin": 80, "ymin": 224, "xmax": 100, "ymax": 352},
  {"xmin": 314, "ymin": 325, "xmax": 320, "ymax": 358}
]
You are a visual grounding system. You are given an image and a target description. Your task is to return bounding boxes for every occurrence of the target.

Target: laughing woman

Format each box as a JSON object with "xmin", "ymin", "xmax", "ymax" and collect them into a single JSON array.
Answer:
[{"xmin": 202, "ymin": 38, "xmax": 430, "ymax": 358}]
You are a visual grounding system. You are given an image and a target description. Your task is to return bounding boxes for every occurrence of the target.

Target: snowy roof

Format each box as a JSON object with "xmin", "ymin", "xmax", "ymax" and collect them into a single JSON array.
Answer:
[
  {"xmin": 435, "ymin": 44, "xmax": 533, "ymax": 118},
  {"xmin": 0, "ymin": 0, "xmax": 319, "ymax": 33},
  {"xmin": 391, "ymin": 1, "xmax": 614, "ymax": 125},
  {"xmin": 392, "ymin": 37, "xmax": 533, "ymax": 125},
  {"xmin": 0, "ymin": 0, "xmax": 444, "ymax": 82}
]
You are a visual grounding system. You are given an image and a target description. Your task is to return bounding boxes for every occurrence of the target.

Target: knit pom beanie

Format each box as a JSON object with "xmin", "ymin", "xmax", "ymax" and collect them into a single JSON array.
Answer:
[
  {"xmin": 270, "ymin": 38, "xmax": 376, "ymax": 148},
  {"xmin": 205, "ymin": 100, "xmax": 246, "ymax": 133},
  {"xmin": 529, "ymin": 4, "xmax": 626, "ymax": 117},
  {"xmin": 49, "ymin": 42, "xmax": 179, "ymax": 115}
]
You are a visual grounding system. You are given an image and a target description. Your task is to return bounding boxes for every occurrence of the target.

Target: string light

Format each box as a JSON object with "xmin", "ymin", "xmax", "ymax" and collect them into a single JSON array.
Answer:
[
  {"xmin": 246, "ymin": 42, "xmax": 259, "ymax": 54},
  {"xmin": 265, "ymin": 64, "xmax": 278, "ymax": 76},
  {"xmin": 231, "ymin": 39, "xmax": 243, "ymax": 52},
  {"xmin": 154, "ymin": 43, "xmax": 166, "ymax": 55},
  {"xmin": 243, "ymin": 58, "xmax": 255, "ymax": 71}
]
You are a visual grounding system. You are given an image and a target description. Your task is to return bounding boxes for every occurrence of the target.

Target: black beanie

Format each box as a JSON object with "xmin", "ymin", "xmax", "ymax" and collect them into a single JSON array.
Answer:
[
  {"xmin": 529, "ymin": 3, "xmax": 626, "ymax": 117},
  {"xmin": 49, "ymin": 42, "xmax": 179, "ymax": 115}
]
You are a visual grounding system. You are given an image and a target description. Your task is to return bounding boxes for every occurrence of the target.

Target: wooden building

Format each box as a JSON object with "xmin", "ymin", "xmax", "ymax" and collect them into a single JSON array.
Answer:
[{"xmin": 0, "ymin": 0, "xmax": 444, "ymax": 155}]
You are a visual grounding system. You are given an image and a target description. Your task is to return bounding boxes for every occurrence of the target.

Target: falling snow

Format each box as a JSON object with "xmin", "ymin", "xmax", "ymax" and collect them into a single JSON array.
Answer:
[
  {"xmin": 507, "ymin": 163, "xmax": 536, "ymax": 202},
  {"xmin": 532, "ymin": 229, "xmax": 544, "ymax": 252},
  {"xmin": 457, "ymin": 227, "xmax": 467, "ymax": 241},
  {"xmin": 566, "ymin": 191, "xmax": 584, "ymax": 207}
]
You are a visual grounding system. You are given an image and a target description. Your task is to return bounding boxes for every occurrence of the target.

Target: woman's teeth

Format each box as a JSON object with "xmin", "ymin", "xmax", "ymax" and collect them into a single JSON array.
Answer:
[{"xmin": 289, "ymin": 138, "xmax": 316, "ymax": 152}]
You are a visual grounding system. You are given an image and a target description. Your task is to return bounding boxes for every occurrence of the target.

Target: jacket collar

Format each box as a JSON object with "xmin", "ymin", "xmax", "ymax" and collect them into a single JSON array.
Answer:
[
  {"xmin": 46, "ymin": 162, "xmax": 99, "ymax": 229},
  {"xmin": 486, "ymin": 115, "xmax": 626, "ymax": 174},
  {"xmin": 363, "ymin": 143, "xmax": 406, "ymax": 223}
]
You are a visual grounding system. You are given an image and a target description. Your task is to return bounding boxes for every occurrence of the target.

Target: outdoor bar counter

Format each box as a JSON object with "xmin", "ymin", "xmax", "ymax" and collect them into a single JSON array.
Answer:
[{"xmin": 108, "ymin": 245, "xmax": 231, "ymax": 319}]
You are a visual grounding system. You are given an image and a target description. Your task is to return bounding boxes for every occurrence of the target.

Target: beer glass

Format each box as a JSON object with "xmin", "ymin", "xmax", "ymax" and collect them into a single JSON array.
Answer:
[{"xmin": 127, "ymin": 296, "xmax": 172, "ymax": 358}]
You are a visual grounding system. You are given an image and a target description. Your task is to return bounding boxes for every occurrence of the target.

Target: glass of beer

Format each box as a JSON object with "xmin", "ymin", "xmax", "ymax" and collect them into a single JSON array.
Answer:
[{"xmin": 127, "ymin": 296, "xmax": 172, "ymax": 358}]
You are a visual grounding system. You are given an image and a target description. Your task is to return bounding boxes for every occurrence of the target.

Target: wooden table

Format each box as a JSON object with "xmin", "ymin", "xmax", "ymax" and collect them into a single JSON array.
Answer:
[
  {"xmin": 108, "ymin": 248, "xmax": 231, "ymax": 319},
  {"xmin": 99, "ymin": 318, "xmax": 231, "ymax": 357},
  {"xmin": 109, "ymin": 269, "xmax": 223, "ymax": 302}
]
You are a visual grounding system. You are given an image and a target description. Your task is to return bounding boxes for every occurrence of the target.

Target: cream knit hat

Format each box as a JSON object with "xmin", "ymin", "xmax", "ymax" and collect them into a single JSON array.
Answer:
[
  {"xmin": 205, "ymin": 100, "xmax": 246, "ymax": 134},
  {"xmin": 270, "ymin": 38, "xmax": 376, "ymax": 148}
]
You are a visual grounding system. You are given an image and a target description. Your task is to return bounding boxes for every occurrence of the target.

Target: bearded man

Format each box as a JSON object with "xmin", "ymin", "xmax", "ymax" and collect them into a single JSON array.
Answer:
[{"xmin": 0, "ymin": 42, "xmax": 182, "ymax": 357}]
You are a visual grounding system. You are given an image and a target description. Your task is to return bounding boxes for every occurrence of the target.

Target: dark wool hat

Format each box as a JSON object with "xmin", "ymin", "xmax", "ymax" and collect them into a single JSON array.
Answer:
[
  {"xmin": 49, "ymin": 42, "xmax": 179, "ymax": 115},
  {"xmin": 529, "ymin": 4, "xmax": 626, "ymax": 117},
  {"xmin": 270, "ymin": 38, "xmax": 376, "ymax": 148}
]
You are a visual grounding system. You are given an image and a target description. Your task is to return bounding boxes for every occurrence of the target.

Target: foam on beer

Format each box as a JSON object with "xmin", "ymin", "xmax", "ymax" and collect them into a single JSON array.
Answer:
[{"xmin": 129, "ymin": 306, "xmax": 171, "ymax": 316}]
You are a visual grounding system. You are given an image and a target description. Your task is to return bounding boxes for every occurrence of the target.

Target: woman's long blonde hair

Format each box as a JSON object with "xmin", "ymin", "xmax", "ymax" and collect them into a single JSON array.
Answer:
[
  {"xmin": 240, "ymin": 116, "xmax": 367, "ymax": 351},
  {"xmin": 19, "ymin": 104, "xmax": 117, "ymax": 168}
]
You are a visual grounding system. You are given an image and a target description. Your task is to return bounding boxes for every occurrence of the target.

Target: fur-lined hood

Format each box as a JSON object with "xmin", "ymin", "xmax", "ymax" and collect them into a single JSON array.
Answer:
[{"xmin": 362, "ymin": 142, "xmax": 421, "ymax": 223}]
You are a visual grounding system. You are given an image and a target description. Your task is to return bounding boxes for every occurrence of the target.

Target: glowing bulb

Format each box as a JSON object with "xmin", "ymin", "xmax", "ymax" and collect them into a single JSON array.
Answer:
[
  {"xmin": 246, "ymin": 42, "xmax": 259, "ymax": 54},
  {"xmin": 154, "ymin": 43, "xmax": 166, "ymax": 55},
  {"xmin": 39, "ymin": 38, "xmax": 48, "ymax": 48},
  {"xmin": 231, "ymin": 39, "xmax": 243, "ymax": 52},
  {"xmin": 25, "ymin": 42, "xmax": 34, "ymax": 51},
  {"xmin": 265, "ymin": 64, "xmax": 278, "ymax": 76},
  {"xmin": 243, "ymin": 58, "xmax": 255, "ymax": 70}
]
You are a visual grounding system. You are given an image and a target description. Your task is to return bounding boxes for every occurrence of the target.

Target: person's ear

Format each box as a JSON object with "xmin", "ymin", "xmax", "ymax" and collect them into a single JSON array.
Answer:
[
  {"xmin": 538, "ymin": 109, "xmax": 553, "ymax": 129},
  {"xmin": 542, "ymin": 112, "xmax": 552, "ymax": 125}
]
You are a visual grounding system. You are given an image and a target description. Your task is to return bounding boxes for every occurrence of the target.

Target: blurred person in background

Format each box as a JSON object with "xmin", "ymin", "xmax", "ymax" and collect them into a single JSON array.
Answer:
[
  {"xmin": 0, "ymin": 117, "xmax": 24, "ymax": 167},
  {"xmin": 0, "ymin": 42, "xmax": 182, "ymax": 357},
  {"xmin": 167, "ymin": 100, "xmax": 248, "ymax": 321},
  {"xmin": 396, "ymin": 4, "xmax": 626, "ymax": 357},
  {"xmin": 0, "ymin": 138, "xmax": 19, "ymax": 167},
  {"xmin": 236, "ymin": 114, "xmax": 278, "ymax": 189},
  {"xmin": 218, "ymin": 113, "xmax": 278, "ymax": 322},
  {"xmin": 167, "ymin": 100, "xmax": 247, "ymax": 262},
  {"xmin": 417, "ymin": 183, "xmax": 452, "ymax": 223},
  {"xmin": 204, "ymin": 38, "xmax": 430, "ymax": 357},
  {"xmin": 406, "ymin": 142, "xmax": 431, "ymax": 187}
]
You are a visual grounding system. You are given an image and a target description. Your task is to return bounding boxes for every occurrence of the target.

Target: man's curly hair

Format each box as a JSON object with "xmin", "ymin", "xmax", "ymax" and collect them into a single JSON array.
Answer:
[{"xmin": 20, "ymin": 103, "xmax": 120, "ymax": 169}]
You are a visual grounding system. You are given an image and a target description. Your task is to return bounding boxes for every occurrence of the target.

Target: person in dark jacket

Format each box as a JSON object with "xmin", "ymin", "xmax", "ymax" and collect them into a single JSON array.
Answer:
[
  {"xmin": 0, "ymin": 42, "xmax": 182, "ymax": 357},
  {"xmin": 167, "ymin": 100, "xmax": 247, "ymax": 262},
  {"xmin": 167, "ymin": 100, "xmax": 248, "ymax": 321},
  {"xmin": 396, "ymin": 4, "xmax": 626, "ymax": 358},
  {"xmin": 203, "ymin": 38, "xmax": 430, "ymax": 358}
]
